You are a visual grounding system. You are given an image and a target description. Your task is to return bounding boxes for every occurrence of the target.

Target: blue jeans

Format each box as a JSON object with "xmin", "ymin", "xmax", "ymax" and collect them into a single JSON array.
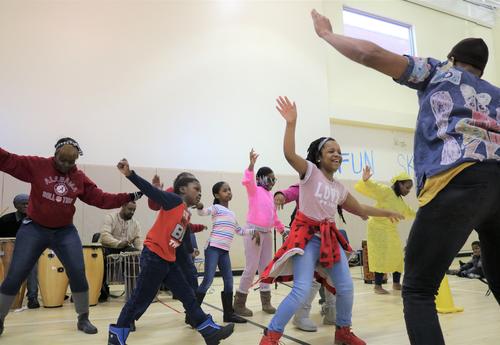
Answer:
[
  {"xmin": 0, "ymin": 220, "xmax": 88, "ymax": 296},
  {"xmin": 403, "ymin": 162, "xmax": 500, "ymax": 345},
  {"xmin": 26, "ymin": 263, "xmax": 39, "ymax": 299},
  {"xmin": 197, "ymin": 246, "xmax": 233, "ymax": 294},
  {"xmin": 117, "ymin": 246, "xmax": 207, "ymax": 328},
  {"xmin": 268, "ymin": 236, "xmax": 353, "ymax": 332}
]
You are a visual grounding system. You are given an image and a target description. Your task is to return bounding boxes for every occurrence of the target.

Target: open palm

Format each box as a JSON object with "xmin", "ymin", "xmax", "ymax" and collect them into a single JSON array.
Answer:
[{"xmin": 276, "ymin": 96, "xmax": 297, "ymax": 124}]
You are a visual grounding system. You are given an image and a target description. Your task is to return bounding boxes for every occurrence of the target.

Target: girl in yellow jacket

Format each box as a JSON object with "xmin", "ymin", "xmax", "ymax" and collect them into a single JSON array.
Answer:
[{"xmin": 355, "ymin": 166, "xmax": 416, "ymax": 294}]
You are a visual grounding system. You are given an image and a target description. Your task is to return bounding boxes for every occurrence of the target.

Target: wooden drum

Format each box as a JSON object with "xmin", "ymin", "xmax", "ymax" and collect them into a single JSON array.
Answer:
[
  {"xmin": 83, "ymin": 244, "xmax": 104, "ymax": 306},
  {"xmin": 0, "ymin": 238, "xmax": 27, "ymax": 309},
  {"xmin": 38, "ymin": 249, "xmax": 69, "ymax": 307}
]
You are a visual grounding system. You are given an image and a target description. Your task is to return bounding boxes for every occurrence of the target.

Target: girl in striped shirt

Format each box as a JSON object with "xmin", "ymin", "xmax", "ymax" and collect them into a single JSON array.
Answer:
[{"xmin": 195, "ymin": 181, "xmax": 254, "ymax": 324}]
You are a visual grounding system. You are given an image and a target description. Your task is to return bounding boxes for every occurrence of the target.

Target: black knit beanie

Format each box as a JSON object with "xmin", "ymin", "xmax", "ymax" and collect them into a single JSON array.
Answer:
[{"xmin": 447, "ymin": 38, "xmax": 489, "ymax": 74}]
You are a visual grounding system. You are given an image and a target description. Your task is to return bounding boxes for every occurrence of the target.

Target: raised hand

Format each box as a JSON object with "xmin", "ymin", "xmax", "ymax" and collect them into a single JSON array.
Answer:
[
  {"xmin": 117, "ymin": 159, "xmax": 132, "ymax": 177},
  {"xmin": 152, "ymin": 174, "xmax": 164, "ymax": 189},
  {"xmin": 274, "ymin": 193, "xmax": 286, "ymax": 210},
  {"xmin": 362, "ymin": 165, "xmax": 373, "ymax": 181},
  {"xmin": 311, "ymin": 9, "xmax": 333, "ymax": 38},
  {"xmin": 248, "ymin": 148, "xmax": 259, "ymax": 170},
  {"xmin": 276, "ymin": 96, "xmax": 297, "ymax": 124}
]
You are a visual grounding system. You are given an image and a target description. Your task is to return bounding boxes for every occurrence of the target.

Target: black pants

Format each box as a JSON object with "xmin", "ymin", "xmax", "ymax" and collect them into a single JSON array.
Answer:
[
  {"xmin": 403, "ymin": 162, "xmax": 500, "ymax": 345},
  {"xmin": 375, "ymin": 272, "xmax": 400, "ymax": 285},
  {"xmin": 162, "ymin": 241, "xmax": 198, "ymax": 294},
  {"xmin": 117, "ymin": 246, "xmax": 206, "ymax": 327}
]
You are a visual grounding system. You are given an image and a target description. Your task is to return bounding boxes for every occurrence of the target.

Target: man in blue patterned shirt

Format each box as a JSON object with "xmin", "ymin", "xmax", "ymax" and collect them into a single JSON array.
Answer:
[{"xmin": 312, "ymin": 9, "xmax": 499, "ymax": 345}]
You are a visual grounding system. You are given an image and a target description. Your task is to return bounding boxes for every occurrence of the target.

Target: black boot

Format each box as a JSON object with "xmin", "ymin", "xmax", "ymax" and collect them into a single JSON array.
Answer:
[
  {"xmin": 221, "ymin": 292, "xmax": 246, "ymax": 323},
  {"xmin": 99, "ymin": 284, "xmax": 110, "ymax": 303},
  {"xmin": 108, "ymin": 324, "xmax": 130, "ymax": 345},
  {"xmin": 77, "ymin": 313, "xmax": 98, "ymax": 334},
  {"xmin": 27, "ymin": 298, "xmax": 40, "ymax": 309},
  {"xmin": 197, "ymin": 315, "xmax": 234, "ymax": 345},
  {"xmin": 0, "ymin": 318, "xmax": 4, "ymax": 335}
]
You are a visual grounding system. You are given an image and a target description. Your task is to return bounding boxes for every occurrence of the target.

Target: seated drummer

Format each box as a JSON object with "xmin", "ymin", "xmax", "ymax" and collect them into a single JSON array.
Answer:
[
  {"xmin": 0, "ymin": 194, "xmax": 40, "ymax": 309},
  {"xmin": 98, "ymin": 201, "xmax": 143, "ymax": 301}
]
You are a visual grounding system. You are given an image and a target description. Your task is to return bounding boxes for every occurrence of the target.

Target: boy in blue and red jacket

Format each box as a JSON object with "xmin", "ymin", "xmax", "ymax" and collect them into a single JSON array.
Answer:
[{"xmin": 109, "ymin": 159, "xmax": 234, "ymax": 345}]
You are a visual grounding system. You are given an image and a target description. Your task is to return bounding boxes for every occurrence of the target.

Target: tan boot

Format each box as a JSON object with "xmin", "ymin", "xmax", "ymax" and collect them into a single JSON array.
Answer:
[
  {"xmin": 233, "ymin": 291, "xmax": 253, "ymax": 317},
  {"xmin": 260, "ymin": 291, "xmax": 276, "ymax": 314}
]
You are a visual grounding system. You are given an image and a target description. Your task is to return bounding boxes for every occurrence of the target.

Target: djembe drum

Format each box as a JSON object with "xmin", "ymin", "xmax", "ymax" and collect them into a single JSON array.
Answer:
[
  {"xmin": 38, "ymin": 249, "xmax": 69, "ymax": 307},
  {"xmin": 122, "ymin": 252, "xmax": 141, "ymax": 301},
  {"xmin": 82, "ymin": 244, "xmax": 104, "ymax": 306},
  {"xmin": 106, "ymin": 253, "xmax": 124, "ymax": 285}
]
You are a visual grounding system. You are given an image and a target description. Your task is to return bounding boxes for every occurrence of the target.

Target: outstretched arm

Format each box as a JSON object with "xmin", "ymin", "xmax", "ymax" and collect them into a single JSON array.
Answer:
[
  {"xmin": 117, "ymin": 159, "xmax": 182, "ymax": 210},
  {"xmin": 311, "ymin": 9, "xmax": 408, "ymax": 79},
  {"xmin": 342, "ymin": 193, "xmax": 404, "ymax": 222},
  {"xmin": 276, "ymin": 96, "xmax": 308, "ymax": 177}
]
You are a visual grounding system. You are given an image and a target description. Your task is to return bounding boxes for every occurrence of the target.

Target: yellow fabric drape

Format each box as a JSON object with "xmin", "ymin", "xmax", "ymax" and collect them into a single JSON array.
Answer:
[{"xmin": 355, "ymin": 179, "xmax": 416, "ymax": 273}]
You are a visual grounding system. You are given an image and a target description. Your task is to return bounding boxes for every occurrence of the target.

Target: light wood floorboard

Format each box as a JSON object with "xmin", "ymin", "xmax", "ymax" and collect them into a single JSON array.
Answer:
[{"xmin": 1, "ymin": 264, "xmax": 498, "ymax": 345}]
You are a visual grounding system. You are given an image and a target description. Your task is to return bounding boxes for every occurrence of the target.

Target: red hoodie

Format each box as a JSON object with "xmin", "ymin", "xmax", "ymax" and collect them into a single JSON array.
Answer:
[{"xmin": 0, "ymin": 147, "xmax": 132, "ymax": 228}]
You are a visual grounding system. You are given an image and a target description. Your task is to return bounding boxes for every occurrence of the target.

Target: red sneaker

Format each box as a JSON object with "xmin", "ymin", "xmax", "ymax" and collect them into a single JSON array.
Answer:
[
  {"xmin": 334, "ymin": 326, "xmax": 366, "ymax": 345},
  {"xmin": 259, "ymin": 328, "xmax": 282, "ymax": 345}
]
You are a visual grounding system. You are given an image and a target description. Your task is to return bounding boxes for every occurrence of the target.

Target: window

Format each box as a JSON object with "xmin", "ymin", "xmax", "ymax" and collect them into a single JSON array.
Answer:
[{"xmin": 343, "ymin": 7, "xmax": 415, "ymax": 56}]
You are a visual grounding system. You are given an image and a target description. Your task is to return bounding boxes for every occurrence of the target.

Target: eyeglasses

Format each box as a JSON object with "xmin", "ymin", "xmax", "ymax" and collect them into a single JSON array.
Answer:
[{"xmin": 266, "ymin": 177, "xmax": 277, "ymax": 184}]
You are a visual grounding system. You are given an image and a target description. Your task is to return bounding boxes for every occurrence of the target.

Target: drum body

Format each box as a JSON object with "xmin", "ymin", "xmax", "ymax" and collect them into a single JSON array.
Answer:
[
  {"xmin": 83, "ymin": 244, "xmax": 104, "ymax": 306},
  {"xmin": 38, "ymin": 249, "xmax": 69, "ymax": 307},
  {"xmin": 0, "ymin": 238, "xmax": 27, "ymax": 309},
  {"xmin": 106, "ymin": 253, "xmax": 124, "ymax": 285},
  {"xmin": 123, "ymin": 252, "xmax": 140, "ymax": 301}
]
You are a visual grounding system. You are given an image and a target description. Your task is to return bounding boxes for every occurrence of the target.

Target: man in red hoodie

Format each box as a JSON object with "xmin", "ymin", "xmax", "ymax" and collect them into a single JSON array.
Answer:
[{"xmin": 0, "ymin": 138, "xmax": 142, "ymax": 336}]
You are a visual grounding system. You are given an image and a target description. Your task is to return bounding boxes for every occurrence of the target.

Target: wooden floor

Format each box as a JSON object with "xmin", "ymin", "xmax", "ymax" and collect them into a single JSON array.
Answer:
[{"xmin": 1, "ymin": 262, "xmax": 498, "ymax": 345}]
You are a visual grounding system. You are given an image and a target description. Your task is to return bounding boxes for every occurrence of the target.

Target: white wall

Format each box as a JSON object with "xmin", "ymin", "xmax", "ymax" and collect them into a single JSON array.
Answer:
[
  {"xmin": 1, "ymin": 0, "xmax": 496, "ymax": 265},
  {"xmin": 1, "ymin": 0, "xmax": 497, "ymax": 171},
  {"xmin": 0, "ymin": 0, "xmax": 328, "ymax": 175}
]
